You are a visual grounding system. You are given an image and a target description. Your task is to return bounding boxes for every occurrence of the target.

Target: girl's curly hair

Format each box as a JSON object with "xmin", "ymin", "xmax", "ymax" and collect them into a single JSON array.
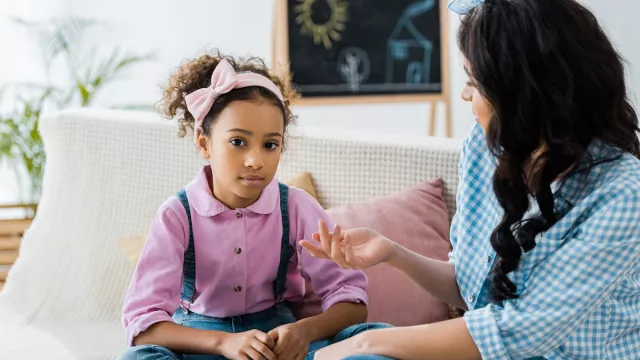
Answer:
[{"xmin": 162, "ymin": 49, "xmax": 298, "ymax": 145}]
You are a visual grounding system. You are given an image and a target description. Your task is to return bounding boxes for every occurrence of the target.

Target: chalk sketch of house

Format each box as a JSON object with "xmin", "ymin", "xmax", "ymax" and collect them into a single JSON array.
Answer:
[{"xmin": 386, "ymin": 0, "xmax": 435, "ymax": 84}]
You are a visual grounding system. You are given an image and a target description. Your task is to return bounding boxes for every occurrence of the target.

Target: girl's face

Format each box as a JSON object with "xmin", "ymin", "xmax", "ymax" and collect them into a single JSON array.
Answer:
[
  {"xmin": 196, "ymin": 100, "xmax": 284, "ymax": 209},
  {"xmin": 461, "ymin": 63, "xmax": 493, "ymax": 132}
]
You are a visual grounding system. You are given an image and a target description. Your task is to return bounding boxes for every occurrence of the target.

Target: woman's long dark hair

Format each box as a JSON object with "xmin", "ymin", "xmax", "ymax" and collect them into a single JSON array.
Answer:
[{"xmin": 458, "ymin": 0, "xmax": 640, "ymax": 301}]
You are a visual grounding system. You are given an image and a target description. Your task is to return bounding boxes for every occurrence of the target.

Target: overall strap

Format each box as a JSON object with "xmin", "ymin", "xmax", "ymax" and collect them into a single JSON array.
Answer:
[
  {"xmin": 273, "ymin": 183, "xmax": 293, "ymax": 304},
  {"xmin": 176, "ymin": 189, "xmax": 196, "ymax": 312}
]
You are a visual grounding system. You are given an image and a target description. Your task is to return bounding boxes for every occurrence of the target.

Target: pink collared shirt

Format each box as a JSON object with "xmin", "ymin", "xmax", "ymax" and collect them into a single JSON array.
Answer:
[{"xmin": 122, "ymin": 166, "xmax": 368, "ymax": 345}]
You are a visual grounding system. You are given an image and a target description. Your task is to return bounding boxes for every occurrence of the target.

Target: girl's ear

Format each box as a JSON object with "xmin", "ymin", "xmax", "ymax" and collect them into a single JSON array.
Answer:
[{"xmin": 195, "ymin": 129, "xmax": 211, "ymax": 160}]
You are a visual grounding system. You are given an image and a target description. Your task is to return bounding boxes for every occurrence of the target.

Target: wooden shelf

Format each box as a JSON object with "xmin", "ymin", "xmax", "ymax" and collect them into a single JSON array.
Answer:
[
  {"xmin": 0, "ymin": 250, "xmax": 19, "ymax": 266},
  {"xmin": 0, "ymin": 203, "xmax": 35, "ymax": 293},
  {"xmin": 0, "ymin": 219, "xmax": 32, "ymax": 236},
  {"xmin": 0, "ymin": 236, "xmax": 21, "ymax": 251},
  {"xmin": 0, "ymin": 265, "xmax": 8, "ymax": 281}
]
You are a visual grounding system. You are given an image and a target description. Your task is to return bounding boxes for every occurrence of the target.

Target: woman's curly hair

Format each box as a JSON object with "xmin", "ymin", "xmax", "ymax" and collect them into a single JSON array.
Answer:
[
  {"xmin": 458, "ymin": 0, "xmax": 640, "ymax": 302},
  {"xmin": 161, "ymin": 49, "xmax": 298, "ymax": 145}
]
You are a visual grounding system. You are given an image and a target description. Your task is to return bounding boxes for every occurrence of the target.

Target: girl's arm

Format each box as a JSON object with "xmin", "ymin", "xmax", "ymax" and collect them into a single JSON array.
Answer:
[
  {"xmin": 122, "ymin": 200, "xmax": 228, "ymax": 354},
  {"xmin": 288, "ymin": 189, "xmax": 370, "ymax": 340},
  {"xmin": 134, "ymin": 321, "xmax": 226, "ymax": 353},
  {"xmin": 127, "ymin": 200, "xmax": 277, "ymax": 359},
  {"xmin": 292, "ymin": 302, "xmax": 367, "ymax": 343},
  {"xmin": 136, "ymin": 321, "xmax": 276, "ymax": 360}
]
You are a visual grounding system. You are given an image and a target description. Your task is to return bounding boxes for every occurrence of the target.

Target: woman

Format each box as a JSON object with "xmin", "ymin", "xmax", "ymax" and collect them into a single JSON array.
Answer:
[{"xmin": 301, "ymin": 0, "xmax": 640, "ymax": 359}]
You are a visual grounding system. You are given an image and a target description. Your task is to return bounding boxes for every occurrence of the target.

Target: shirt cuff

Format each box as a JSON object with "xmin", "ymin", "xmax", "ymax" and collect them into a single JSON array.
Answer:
[
  {"xmin": 125, "ymin": 310, "xmax": 173, "ymax": 346},
  {"xmin": 464, "ymin": 306, "xmax": 512, "ymax": 360},
  {"xmin": 321, "ymin": 284, "xmax": 369, "ymax": 312}
]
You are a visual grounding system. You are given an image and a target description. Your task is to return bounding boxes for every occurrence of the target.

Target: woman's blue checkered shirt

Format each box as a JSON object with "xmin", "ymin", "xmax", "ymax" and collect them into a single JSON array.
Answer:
[{"xmin": 450, "ymin": 123, "xmax": 640, "ymax": 359}]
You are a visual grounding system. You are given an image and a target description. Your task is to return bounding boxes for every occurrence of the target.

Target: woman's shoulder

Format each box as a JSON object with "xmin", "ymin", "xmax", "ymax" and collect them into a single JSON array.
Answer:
[{"xmin": 554, "ymin": 149, "xmax": 640, "ymax": 238}]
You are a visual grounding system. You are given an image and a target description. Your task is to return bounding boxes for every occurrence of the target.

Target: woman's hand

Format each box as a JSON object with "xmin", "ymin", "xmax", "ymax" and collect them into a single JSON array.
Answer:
[{"xmin": 300, "ymin": 220, "xmax": 397, "ymax": 270}]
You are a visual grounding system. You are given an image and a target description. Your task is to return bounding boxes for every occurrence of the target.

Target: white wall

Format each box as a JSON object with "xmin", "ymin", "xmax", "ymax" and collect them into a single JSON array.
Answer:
[{"xmin": 581, "ymin": 0, "xmax": 639, "ymax": 105}]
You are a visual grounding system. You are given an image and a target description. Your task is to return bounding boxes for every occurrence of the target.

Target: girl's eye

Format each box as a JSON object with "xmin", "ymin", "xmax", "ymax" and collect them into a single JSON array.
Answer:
[
  {"xmin": 466, "ymin": 80, "xmax": 475, "ymax": 88},
  {"xmin": 265, "ymin": 142, "xmax": 279, "ymax": 151},
  {"xmin": 230, "ymin": 139, "xmax": 246, "ymax": 147}
]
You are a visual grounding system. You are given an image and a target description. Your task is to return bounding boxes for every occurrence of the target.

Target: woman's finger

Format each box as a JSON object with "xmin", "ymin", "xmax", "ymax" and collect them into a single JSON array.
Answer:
[
  {"xmin": 343, "ymin": 235, "xmax": 357, "ymax": 269},
  {"xmin": 318, "ymin": 220, "xmax": 332, "ymax": 256},
  {"xmin": 330, "ymin": 225, "xmax": 349, "ymax": 267},
  {"xmin": 299, "ymin": 240, "xmax": 330, "ymax": 259}
]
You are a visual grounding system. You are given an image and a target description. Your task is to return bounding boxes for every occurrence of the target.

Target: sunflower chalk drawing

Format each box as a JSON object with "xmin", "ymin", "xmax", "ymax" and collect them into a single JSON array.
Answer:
[{"xmin": 294, "ymin": 0, "xmax": 348, "ymax": 50}]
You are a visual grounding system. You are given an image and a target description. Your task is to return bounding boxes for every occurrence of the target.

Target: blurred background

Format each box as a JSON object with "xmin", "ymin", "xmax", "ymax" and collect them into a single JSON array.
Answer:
[{"xmin": 0, "ymin": 0, "xmax": 637, "ymax": 210}]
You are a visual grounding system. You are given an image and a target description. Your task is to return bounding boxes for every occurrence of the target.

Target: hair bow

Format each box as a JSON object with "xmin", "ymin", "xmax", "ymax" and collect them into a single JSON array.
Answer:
[
  {"xmin": 184, "ymin": 58, "xmax": 284, "ymax": 141},
  {"xmin": 448, "ymin": 0, "xmax": 485, "ymax": 15}
]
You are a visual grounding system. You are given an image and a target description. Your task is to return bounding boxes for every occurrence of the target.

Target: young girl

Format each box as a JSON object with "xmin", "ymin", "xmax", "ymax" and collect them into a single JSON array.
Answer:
[
  {"xmin": 303, "ymin": 0, "xmax": 640, "ymax": 359},
  {"xmin": 120, "ymin": 51, "xmax": 387, "ymax": 360}
]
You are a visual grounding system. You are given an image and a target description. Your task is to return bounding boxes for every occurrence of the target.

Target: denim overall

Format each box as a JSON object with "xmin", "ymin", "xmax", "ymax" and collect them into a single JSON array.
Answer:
[{"xmin": 120, "ymin": 183, "xmax": 392, "ymax": 360}]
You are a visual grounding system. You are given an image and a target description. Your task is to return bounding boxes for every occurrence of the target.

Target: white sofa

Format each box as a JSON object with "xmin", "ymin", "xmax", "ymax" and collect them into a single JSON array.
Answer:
[{"xmin": 0, "ymin": 108, "xmax": 462, "ymax": 360}]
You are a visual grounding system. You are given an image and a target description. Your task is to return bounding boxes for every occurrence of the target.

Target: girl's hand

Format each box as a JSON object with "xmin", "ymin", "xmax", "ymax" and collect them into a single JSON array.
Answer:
[
  {"xmin": 267, "ymin": 323, "xmax": 309, "ymax": 360},
  {"xmin": 218, "ymin": 330, "xmax": 276, "ymax": 360},
  {"xmin": 300, "ymin": 220, "xmax": 397, "ymax": 270}
]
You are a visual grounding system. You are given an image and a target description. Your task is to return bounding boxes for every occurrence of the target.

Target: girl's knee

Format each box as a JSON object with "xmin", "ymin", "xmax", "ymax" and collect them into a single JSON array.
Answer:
[{"xmin": 119, "ymin": 344, "xmax": 180, "ymax": 360}]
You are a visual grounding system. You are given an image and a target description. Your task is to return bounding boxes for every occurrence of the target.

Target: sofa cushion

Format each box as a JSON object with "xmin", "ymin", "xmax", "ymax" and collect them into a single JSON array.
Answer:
[{"xmin": 294, "ymin": 179, "xmax": 452, "ymax": 326}]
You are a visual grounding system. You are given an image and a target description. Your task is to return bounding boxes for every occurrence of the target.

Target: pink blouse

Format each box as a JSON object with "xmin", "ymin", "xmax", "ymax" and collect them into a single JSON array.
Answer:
[{"xmin": 122, "ymin": 166, "xmax": 368, "ymax": 345}]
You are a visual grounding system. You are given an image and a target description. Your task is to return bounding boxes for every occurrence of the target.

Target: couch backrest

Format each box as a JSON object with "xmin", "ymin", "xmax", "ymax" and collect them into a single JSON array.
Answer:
[{"xmin": 0, "ymin": 108, "xmax": 461, "ymax": 327}]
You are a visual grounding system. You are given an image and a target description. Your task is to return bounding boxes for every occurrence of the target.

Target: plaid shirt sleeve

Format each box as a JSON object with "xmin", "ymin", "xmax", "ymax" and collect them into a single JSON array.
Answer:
[{"xmin": 464, "ymin": 188, "xmax": 640, "ymax": 359}]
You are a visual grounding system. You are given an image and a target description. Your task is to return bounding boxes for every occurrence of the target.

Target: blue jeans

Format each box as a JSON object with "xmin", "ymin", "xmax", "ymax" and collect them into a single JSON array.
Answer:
[{"xmin": 119, "ymin": 305, "xmax": 394, "ymax": 360}]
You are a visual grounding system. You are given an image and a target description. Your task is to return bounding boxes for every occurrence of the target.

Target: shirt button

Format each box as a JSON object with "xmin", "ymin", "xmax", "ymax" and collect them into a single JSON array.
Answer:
[
  {"xmin": 234, "ymin": 247, "xmax": 242, "ymax": 254},
  {"xmin": 234, "ymin": 285, "xmax": 242, "ymax": 292},
  {"xmin": 236, "ymin": 212, "xmax": 242, "ymax": 218},
  {"xmin": 468, "ymin": 295, "xmax": 474, "ymax": 303}
]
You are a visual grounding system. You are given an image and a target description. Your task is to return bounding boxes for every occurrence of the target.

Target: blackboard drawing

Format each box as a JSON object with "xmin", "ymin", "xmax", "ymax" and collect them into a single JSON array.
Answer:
[
  {"xmin": 386, "ymin": 0, "xmax": 435, "ymax": 84},
  {"xmin": 338, "ymin": 47, "xmax": 371, "ymax": 92},
  {"xmin": 294, "ymin": 0, "xmax": 348, "ymax": 50}
]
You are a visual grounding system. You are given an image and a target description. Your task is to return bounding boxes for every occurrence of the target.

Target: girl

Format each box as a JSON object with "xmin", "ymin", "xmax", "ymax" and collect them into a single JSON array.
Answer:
[
  {"xmin": 120, "ymin": 51, "xmax": 387, "ymax": 360},
  {"xmin": 303, "ymin": 0, "xmax": 640, "ymax": 359}
]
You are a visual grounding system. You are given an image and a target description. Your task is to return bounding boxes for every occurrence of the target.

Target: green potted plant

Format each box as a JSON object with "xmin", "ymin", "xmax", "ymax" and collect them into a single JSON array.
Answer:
[{"xmin": 0, "ymin": 17, "xmax": 153, "ymax": 210}]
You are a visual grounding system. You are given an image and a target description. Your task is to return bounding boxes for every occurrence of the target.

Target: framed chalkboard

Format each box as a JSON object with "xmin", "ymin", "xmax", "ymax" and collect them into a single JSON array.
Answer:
[{"xmin": 273, "ymin": 0, "xmax": 451, "ymax": 136}]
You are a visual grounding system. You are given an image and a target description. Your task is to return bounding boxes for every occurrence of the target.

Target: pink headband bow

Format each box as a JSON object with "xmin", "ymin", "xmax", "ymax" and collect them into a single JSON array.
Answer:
[{"xmin": 184, "ymin": 58, "xmax": 285, "ymax": 141}]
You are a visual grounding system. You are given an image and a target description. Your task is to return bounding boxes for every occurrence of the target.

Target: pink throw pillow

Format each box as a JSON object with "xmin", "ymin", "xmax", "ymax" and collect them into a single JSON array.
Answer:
[{"xmin": 292, "ymin": 179, "xmax": 452, "ymax": 326}]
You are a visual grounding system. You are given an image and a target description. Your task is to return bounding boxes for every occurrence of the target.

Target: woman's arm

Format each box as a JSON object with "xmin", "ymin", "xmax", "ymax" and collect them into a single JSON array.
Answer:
[
  {"xmin": 302, "ymin": 223, "xmax": 467, "ymax": 310},
  {"xmin": 318, "ymin": 188, "xmax": 640, "ymax": 360},
  {"xmin": 314, "ymin": 318, "xmax": 481, "ymax": 360},
  {"xmin": 386, "ymin": 242, "xmax": 467, "ymax": 310}
]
